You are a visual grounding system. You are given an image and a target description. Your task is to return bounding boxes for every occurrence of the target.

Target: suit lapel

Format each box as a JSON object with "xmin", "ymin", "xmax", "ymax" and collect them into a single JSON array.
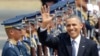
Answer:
[
  {"xmin": 66, "ymin": 42, "xmax": 72, "ymax": 56},
  {"xmin": 64, "ymin": 34, "xmax": 72, "ymax": 56},
  {"xmin": 77, "ymin": 36, "xmax": 86, "ymax": 56}
]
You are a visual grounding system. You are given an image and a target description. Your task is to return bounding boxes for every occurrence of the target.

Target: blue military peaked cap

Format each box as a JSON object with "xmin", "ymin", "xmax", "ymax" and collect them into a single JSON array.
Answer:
[
  {"xmin": 36, "ymin": 16, "xmax": 42, "ymax": 22},
  {"xmin": 13, "ymin": 23, "xmax": 27, "ymax": 30},
  {"xmin": 55, "ymin": 10, "xmax": 63, "ymax": 17},
  {"xmin": 25, "ymin": 18, "xmax": 36, "ymax": 25},
  {"xmin": 1, "ymin": 16, "xmax": 27, "ymax": 29}
]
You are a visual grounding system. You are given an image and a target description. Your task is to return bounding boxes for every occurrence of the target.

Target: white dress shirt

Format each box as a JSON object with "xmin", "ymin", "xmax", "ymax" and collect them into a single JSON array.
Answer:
[{"xmin": 71, "ymin": 34, "xmax": 81, "ymax": 56}]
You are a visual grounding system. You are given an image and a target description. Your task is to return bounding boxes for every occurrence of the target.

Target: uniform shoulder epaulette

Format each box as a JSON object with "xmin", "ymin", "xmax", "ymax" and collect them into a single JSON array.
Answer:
[{"xmin": 8, "ymin": 42, "xmax": 14, "ymax": 48}]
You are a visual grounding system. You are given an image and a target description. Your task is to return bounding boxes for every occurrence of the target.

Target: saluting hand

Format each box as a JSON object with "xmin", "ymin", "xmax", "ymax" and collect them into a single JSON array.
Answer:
[{"xmin": 41, "ymin": 5, "xmax": 52, "ymax": 28}]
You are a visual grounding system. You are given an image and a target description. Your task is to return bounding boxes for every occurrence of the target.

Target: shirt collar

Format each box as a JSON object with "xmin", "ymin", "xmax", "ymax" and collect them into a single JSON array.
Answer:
[
  {"xmin": 9, "ymin": 39, "xmax": 17, "ymax": 45},
  {"xmin": 71, "ymin": 34, "xmax": 81, "ymax": 44}
]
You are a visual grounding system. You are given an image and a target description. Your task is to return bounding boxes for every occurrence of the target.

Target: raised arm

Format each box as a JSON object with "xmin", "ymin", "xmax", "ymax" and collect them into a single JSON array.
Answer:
[
  {"xmin": 37, "ymin": 5, "xmax": 59, "ymax": 48},
  {"xmin": 41, "ymin": 5, "xmax": 52, "ymax": 28}
]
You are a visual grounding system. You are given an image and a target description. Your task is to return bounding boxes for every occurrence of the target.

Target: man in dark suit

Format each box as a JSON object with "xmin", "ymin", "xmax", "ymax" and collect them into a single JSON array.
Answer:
[{"xmin": 37, "ymin": 6, "xmax": 99, "ymax": 56}]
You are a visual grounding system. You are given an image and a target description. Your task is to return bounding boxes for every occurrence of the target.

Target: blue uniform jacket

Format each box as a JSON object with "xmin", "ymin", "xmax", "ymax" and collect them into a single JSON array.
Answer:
[
  {"xmin": 2, "ymin": 41, "xmax": 20, "ymax": 56},
  {"xmin": 17, "ymin": 41, "xmax": 30, "ymax": 56}
]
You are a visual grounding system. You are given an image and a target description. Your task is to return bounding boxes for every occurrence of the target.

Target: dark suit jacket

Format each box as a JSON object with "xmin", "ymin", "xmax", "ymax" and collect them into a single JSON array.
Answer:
[{"xmin": 37, "ymin": 28, "xmax": 99, "ymax": 56}]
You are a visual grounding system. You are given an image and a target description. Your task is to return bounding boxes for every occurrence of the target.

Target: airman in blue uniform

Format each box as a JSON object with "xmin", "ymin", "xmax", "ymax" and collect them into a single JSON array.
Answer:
[
  {"xmin": 17, "ymin": 40, "xmax": 30, "ymax": 56},
  {"xmin": 21, "ymin": 23, "xmax": 31, "ymax": 56},
  {"xmin": 2, "ymin": 40, "xmax": 20, "ymax": 56},
  {"xmin": 1, "ymin": 18, "xmax": 30, "ymax": 56},
  {"xmin": 2, "ymin": 23, "xmax": 23, "ymax": 56}
]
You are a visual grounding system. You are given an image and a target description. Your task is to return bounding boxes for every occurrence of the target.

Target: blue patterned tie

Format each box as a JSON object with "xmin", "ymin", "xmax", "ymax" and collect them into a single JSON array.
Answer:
[{"xmin": 72, "ymin": 40, "xmax": 76, "ymax": 56}]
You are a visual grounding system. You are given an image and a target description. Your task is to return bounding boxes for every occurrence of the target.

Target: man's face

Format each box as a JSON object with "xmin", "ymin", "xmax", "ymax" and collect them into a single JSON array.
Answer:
[
  {"xmin": 66, "ymin": 18, "xmax": 83, "ymax": 39},
  {"xmin": 21, "ymin": 28, "xmax": 27, "ymax": 36},
  {"xmin": 12, "ymin": 28, "xmax": 22, "ymax": 41},
  {"xmin": 26, "ymin": 24, "xmax": 35, "ymax": 34}
]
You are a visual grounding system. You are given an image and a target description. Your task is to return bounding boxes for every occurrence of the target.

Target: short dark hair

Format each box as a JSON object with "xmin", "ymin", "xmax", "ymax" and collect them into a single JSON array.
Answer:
[{"xmin": 67, "ymin": 15, "xmax": 82, "ymax": 23}]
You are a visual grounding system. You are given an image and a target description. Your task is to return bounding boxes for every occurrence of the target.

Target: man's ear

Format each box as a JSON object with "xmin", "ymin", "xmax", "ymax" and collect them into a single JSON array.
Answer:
[
  {"xmin": 80, "ymin": 23, "xmax": 84, "ymax": 29},
  {"xmin": 9, "ymin": 29, "xmax": 14, "ymax": 35}
]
